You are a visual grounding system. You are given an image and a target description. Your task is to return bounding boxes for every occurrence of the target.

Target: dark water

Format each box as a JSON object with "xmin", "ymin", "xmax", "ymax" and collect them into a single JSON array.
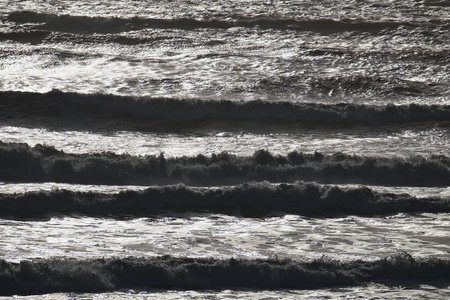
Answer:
[{"xmin": 0, "ymin": 1, "xmax": 449, "ymax": 298}]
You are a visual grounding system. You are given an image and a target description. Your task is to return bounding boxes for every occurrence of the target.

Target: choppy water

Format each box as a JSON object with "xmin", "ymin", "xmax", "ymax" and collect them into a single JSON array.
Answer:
[{"xmin": 0, "ymin": 0, "xmax": 449, "ymax": 298}]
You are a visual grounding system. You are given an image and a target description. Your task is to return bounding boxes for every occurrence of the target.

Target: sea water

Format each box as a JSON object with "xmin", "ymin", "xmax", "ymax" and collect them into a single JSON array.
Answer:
[{"xmin": 0, "ymin": 0, "xmax": 449, "ymax": 298}]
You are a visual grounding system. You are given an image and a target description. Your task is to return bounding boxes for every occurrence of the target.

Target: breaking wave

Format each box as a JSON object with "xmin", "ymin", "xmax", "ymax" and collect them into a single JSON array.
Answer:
[
  {"xmin": 7, "ymin": 11, "xmax": 430, "ymax": 34},
  {"xmin": 1, "ymin": 182, "xmax": 448, "ymax": 219},
  {"xmin": 1, "ymin": 142, "xmax": 449, "ymax": 187},
  {"xmin": 0, "ymin": 253, "xmax": 448, "ymax": 295},
  {"xmin": 1, "ymin": 91, "xmax": 449, "ymax": 130}
]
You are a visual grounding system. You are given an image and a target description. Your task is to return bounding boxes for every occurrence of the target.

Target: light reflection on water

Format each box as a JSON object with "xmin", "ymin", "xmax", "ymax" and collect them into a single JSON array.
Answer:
[
  {"xmin": 0, "ymin": 285, "xmax": 449, "ymax": 300},
  {"xmin": 1, "ymin": 214, "xmax": 449, "ymax": 263},
  {"xmin": 1, "ymin": 125, "xmax": 449, "ymax": 158},
  {"xmin": 0, "ymin": 0, "xmax": 449, "ymax": 297}
]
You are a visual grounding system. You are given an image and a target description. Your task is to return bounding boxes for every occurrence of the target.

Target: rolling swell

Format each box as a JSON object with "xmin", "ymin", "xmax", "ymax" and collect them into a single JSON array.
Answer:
[
  {"xmin": 0, "ymin": 254, "xmax": 449, "ymax": 295},
  {"xmin": 1, "ymin": 91, "xmax": 449, "ymax": 130},
  {"xmin": 0, "ymin": 182, "xmax": 448, "ymax": 219},
  {"xmin": 0, "ymin": 142, "xmax": 449, "ymax": 187},
  {"xmin": 6, "ymin": 11, "xmax": 426, "ymax": 34}
]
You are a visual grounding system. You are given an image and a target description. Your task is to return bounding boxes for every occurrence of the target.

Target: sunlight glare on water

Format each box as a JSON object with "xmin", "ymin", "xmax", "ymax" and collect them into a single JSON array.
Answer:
[
  {"xmin": 1, "ymin": 125, "xmax": 449, "ymax": 157},
  {"xmin": 0, "ymin": 0, "xmax": 449, "ymax": 297},
  {"xmin": 1, "ymin": 214, "xmax": 448, "ymax": 263}
]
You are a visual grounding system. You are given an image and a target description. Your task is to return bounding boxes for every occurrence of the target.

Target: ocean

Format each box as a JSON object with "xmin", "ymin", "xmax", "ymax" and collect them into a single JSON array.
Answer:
[{"xmin": 0, "ymin": 0, "xmax": 449, "ymax": 298}]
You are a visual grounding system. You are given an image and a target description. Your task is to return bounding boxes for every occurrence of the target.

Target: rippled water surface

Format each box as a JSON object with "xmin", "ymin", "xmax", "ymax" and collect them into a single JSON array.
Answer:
[
  {"xmin": 1, "ymin": 124, "xmax": 449, "ymax": 157},
  {"xmin": 2, "ymin": 286, "xmax": 450, "ymax": 300},
  {"xmin": 1, "ymin": 0, "xmax": 449, "ymax": 298},
  {"xmin": 1, "ymin": 214, "xmax": 449, "ymax": 263},
  {"xmin": 1, "ymin": 1, "xmax": 449, "ymax": 102}
]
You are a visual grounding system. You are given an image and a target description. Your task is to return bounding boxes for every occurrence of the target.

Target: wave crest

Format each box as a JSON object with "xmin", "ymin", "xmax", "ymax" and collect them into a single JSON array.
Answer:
[
  {"xmin": 7, "ymin": 11, "xmax": 424, "ymax": 34},
  {"xmin": 1, "ymin": 91, "xmax": 449, "ymax": 130},
  {"xmin": 1, "ymin": 142, "xmax": 449, "ymax": 187},
  {"xmin": 0, "ymin": 182, "xmax": 448, "ymax": 219},
  {"xmin": 0, "ymin": 254, "xmax": 449, "ymax": 295}
]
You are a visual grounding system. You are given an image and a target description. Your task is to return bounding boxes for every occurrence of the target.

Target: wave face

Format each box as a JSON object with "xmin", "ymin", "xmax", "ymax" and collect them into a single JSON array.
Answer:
[
  {"xmin": 1, "ymin": 142, "xmax": 449, "ymax": 187},
  {"xmin": 0, "ymin": 182, "xmax": 448, "ymax": 219},
  {"xmin": 7, "ymin": 11, "xmax": 432, "ymax": 34},
  {"xmin": 1, "ymin": 91, "xmax": 449, "ymax": 130},
  {"xmin": 2, "ymin": 1, "xmax": 450, "ymax": 297},
  {"xmin": 0, "ymin": 253, "xmax": 449, "ymax": 296}
]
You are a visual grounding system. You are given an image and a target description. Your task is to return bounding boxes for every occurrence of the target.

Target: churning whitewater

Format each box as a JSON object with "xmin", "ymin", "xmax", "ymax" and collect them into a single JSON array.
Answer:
[{"xmin": 0, "ymin": 0, "xmax": 449, "ymax": 298}]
